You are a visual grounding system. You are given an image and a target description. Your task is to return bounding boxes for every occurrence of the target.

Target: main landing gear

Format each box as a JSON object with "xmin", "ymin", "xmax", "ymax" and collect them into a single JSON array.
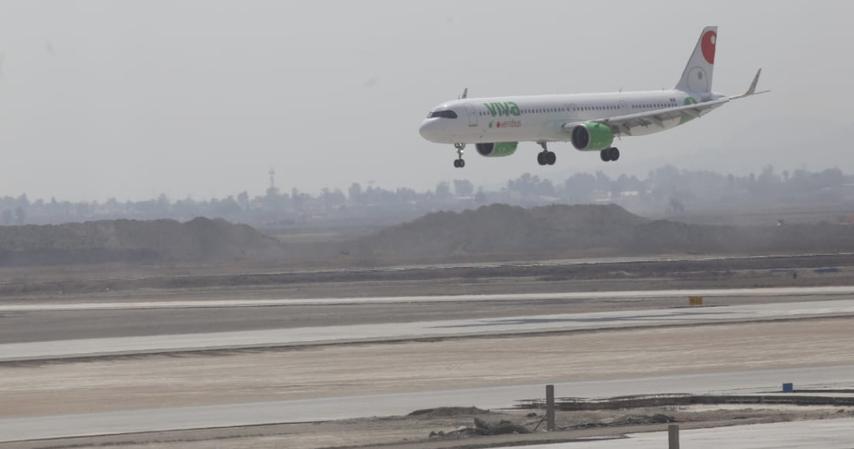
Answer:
[
  {"xmin": 600, "ymin": 147, "xmax": 620, "ymax": 162},
  {"xmin": 537, "ymin": 142, "xmax": 556, "ymax": 166},
  {"xmin": 453, "ymin": 143, "xmax": 466, "ymax": 168}
]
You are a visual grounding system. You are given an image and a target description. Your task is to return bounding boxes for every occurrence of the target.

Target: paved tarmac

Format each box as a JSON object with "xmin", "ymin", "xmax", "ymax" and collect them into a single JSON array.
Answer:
[
  {"xmin": 3, "ymin": 297, "xmax": 854, "ymax": 362},
  {"xmin": 1, "ymin": 365, "xmax": 852, "ymax": 442},
  {"xmin": 5, "ymin": 286, "xmax": 854, "ymax": 311},
  {"xmin": 499, "ymin": 418, "xmax": 854, "ymax": 449},
  {"xmin": 6, "ymin": 286, "xmax": 853, "ymax": 344}
]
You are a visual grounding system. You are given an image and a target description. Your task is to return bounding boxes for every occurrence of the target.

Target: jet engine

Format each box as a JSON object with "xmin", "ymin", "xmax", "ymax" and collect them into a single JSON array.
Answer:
[
  {"xmin": 570, "ymin": 122, "xmax": 615, "ymax": 151},
  {"xmin": 475, "ymin": 142, "xmax": 518, "ymax": 157}
]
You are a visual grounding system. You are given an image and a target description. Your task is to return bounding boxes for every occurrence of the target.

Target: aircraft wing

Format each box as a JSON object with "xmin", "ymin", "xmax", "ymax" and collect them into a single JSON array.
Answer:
[
  {"xmin": 563, "ymin": 69, "xmax": 769, "ymax": 136},
  {"xmin": 561, "ymin": 98, "xmax": 730, "ymax": 136}
]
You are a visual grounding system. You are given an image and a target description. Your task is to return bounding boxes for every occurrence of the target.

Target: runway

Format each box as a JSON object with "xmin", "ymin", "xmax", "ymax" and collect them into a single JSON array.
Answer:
[
  {"xmin": 5, "ymin": 285, "xmax": 854, "ymax": 311},
  {"xmin": 2, "ymin": 364, "xmax": 852, "ymax": 442},
  {"xmin": 2, "ymin": 297, "xmax": 854, "ymax": 362},
  {"xmin": 498, "ymin": 418, "xmax": 854, "ymax": 449}
]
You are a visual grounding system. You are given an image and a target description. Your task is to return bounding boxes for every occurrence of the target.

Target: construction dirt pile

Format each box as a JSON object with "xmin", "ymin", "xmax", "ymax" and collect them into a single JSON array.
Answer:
[
  {"xmin": 0, "ymin": 217, "xmax": 282, "ymax": 266},
  {"xmin": 6, "ymin": 204, "xmax": 854, "ymax": 268},
  {"xmin": 350, "ymin": 203, "xmax": 854, "ymax": 263}
]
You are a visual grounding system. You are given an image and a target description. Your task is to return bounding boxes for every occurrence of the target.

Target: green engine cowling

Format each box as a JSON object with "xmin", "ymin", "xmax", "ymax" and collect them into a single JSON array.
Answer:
[
  {"xmin": 570, "ymin": 122, "xmax": 614, "ymax": 151},
  {"xmin": 476, "ymin": 142, "xmax": 518, "ymax": 157}
]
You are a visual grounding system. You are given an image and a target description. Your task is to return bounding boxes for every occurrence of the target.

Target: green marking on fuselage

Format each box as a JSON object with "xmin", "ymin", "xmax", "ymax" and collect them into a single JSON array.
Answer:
[{"xmin": 483, "ymin": 102, "xmax": 521, "ymax": 117}]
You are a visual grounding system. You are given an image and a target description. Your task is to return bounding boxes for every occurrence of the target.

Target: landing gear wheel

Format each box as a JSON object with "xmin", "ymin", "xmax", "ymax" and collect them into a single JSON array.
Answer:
[
  {"xmin": 546, "ymin": 151, "xmax": 556, "ymax": 165},
  {"xmin": 600, "ymin": 147, "xmax": 620, "ymax": 162},
  {"xmin": 453, "ymin": 143, "xmax": 465, "ymax": 168},
  {"xmin": 537, "ymin": 151, "xmax": 556, "ymax": 166},
  {"xmin": 536, "ymin": 141, "xmax": 556, "ymax": 166}
]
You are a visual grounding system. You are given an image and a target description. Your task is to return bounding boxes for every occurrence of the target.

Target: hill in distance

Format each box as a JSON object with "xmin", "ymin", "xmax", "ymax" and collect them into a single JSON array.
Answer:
[
  {"xmin": 0, "ymin": 217, "xmax": 281, "ymax": 266},
  {"xmin": 4, "ymin": 204, "xmax": 854, "ymax": 268},
  {"xmin": 349, "ymin": 203, "xmax": 854, "ymax": 264}
]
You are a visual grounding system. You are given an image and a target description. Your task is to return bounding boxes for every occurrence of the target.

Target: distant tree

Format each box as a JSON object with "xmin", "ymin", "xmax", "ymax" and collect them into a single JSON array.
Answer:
[
  {"xmin": 156, "ymin": 194, "xmax": 170, "ymax": 214},
  {"xmin": 563, "ymin": 173, "xmax": 597, "ymax": 201},
  {"xmin": 291, "ymin": 188, "xmax": 304, "ymax": 210},
  {"xmin": 14, "ymin": 206, "xmax": 26, "ymax": 225},
  {"xmin": 594, "ymin": 171, "xmax": 611, "ymax": 193},
  {"xmin": 453, "ymin": 179, "xmax": 475, "ymax": 197},
  {"xmin": 237, "ymin": 191, "xmax": 250, "ymax": 210},
  {"xmin": 395, "ymin": 187, "xmax": 417, "ymax": 203},
  {"xmin": 1, "ymin": 209, "xmax": 12, "ymax": 225},
  {"xmin": 507, "ymin": 173, "xmax": 554, "ymax": 197},
  {"xmin": 435, "ymin": 181, "xmax": 451, "ymax": 199},
  {"xmin": 474, "ymin": 188, "xmax": 487, "ymax": 204},
  {"xmin": 212, "ymin": 196, "xmax": 241, "ymax": 217},
  {"xmin": 348, "ymin": 183, "xmax": 363, "ymax": 203},
  {"xmin": 668, "ymin": 198, "xmax": 685, "ymax": 215}
]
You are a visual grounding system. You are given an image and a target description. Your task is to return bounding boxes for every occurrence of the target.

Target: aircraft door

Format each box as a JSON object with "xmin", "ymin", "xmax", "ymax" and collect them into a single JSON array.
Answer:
[{"xmin": 466, "ymin": 104, "xmax": 478, "ymax": 127}]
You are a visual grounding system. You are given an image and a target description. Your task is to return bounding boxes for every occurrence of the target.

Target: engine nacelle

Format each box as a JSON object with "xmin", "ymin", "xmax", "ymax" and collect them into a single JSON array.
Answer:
[
  {"xmin": 571, "ymin": 122, "xmax": 615, "ymax": 151},
  {"xmin": 476, "ymin": 142, "xmax": 518, "ymax": 157}
]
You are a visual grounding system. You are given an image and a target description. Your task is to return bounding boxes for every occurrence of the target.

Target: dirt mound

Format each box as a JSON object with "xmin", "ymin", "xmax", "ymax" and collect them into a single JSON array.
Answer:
[
  {"xmin": 0, "ymin": 218, "xmax": 281, "ymax": 266},
  {"xmin": 349, "ymin": 204, "xmax": 854, "ymax": 263},
  {"xmin": 408, "ymin": 407, "xmax": 489, "ymax": 418},
  {"xmin": 353, "ymin": 204, "xmax": 646, "ymax": 262}
]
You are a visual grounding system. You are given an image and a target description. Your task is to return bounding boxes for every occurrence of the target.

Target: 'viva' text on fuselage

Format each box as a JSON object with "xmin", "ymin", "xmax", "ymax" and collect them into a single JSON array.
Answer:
[{"xmin": 484, "ymin": 102, "xmax": 521, "ymax": 117}]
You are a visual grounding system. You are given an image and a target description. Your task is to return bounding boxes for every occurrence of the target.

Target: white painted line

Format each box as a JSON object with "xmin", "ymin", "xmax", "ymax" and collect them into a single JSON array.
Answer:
[{"xmin": 3, "ymin": 286, "xmax": 854, "ymax": 312}]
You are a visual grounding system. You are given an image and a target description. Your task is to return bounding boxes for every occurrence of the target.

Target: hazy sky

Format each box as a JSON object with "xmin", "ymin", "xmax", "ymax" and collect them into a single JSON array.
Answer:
[{"xmin": 0, "ymin": 1, "xmax": 851, "ymax": 200}]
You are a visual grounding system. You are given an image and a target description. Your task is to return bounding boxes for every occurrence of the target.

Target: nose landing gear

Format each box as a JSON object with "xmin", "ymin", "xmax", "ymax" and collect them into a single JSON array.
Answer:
[
  {"xmin": 537, "ymin": 141, "xmax": 556, "ymax": 166},
  {"xmin": 453, "ymin": 143, "xmax": 466, "ymax": 168},
  {"xmin": 600, "ymin": 147, "xmax": 620, "ymax": 162}
]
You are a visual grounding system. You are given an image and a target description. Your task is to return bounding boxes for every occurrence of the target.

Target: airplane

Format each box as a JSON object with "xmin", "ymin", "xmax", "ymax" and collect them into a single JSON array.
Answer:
[{"xmin": 419, "ymin": 26, "xmax": 768, "ymax": 168}]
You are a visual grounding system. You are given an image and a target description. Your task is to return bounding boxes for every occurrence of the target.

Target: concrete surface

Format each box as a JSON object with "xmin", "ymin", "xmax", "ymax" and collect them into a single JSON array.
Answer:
[
  {"xmin": 4, "ymin": 298, "xmax": 854, "ymax": 362},
  {"xmin": 499, "ymin": 418, "xmax": 854, "ymax": 448},
  {"xmin": 5, "ymin": 286, "xmax": 854, "ymax": 311},
  {"xmin": 5, "ymin": 287, "xmax": 852, "ymax": 344},
  {"xmin": 2, "ymin": 365, "xmax": 853, "ymax": 442}
]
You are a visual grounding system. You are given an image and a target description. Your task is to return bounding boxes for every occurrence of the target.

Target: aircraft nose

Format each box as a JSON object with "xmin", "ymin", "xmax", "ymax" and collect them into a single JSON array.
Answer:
[{"xmin": 419, "ymin": 119, "xmax": 440, "ymax": 142}]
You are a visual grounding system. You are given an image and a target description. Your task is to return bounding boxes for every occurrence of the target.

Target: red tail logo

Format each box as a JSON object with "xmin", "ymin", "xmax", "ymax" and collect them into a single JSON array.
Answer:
[{"xmin": 701, "ymin": 31, "xmax": 716, "ymax": 64}]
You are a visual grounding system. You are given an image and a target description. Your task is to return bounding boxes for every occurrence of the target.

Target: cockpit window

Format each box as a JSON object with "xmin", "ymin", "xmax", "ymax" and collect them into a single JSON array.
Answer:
[{"xmin": 427, "ymin": 109, "xmax": 458, "ymax": 119}]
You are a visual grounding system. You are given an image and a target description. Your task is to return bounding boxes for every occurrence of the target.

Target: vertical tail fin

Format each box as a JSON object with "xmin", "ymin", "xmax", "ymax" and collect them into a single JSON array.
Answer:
[{"xmin": 675, "ymin": 26, "xmax": 717, "ymax": 93}]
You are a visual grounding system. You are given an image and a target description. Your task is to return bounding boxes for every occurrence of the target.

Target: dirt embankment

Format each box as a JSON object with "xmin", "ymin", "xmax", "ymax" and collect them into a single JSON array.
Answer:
[
  {"xmin": 0, "ymin": 217, "xmax": 281, "ymax": 266},
  {"xmin": 348, "ymin": 203, "xmax": 854, "ymax": 264},
  {"xmin": 6, "ymin": 203, "xmax": 854, "ymax": 268}
]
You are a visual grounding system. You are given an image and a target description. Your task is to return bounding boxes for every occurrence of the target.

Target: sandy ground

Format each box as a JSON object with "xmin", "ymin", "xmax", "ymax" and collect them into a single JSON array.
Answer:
[
  {"xmin": 2, "ymin": 404, "xmax": 852, "ymax": 449},
  {"xmin": 3, "ymin": 318, "xmax": 854, "ymax": 418}
]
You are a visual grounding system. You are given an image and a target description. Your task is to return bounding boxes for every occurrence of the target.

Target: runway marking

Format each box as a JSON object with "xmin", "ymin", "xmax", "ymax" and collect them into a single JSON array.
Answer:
[
  {"xmin": 2, "ymin": 299, "xmax": 854, "ymax": 362},
  {"xmin": 4, "ymin": 285, "xmax": 854, "ymax": 312}
]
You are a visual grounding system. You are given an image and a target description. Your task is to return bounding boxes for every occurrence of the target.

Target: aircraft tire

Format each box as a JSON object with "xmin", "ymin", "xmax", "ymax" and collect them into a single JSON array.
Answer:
[{"xmin": 546, "ymin": 151, "xmax": 556, "ymax": 165}]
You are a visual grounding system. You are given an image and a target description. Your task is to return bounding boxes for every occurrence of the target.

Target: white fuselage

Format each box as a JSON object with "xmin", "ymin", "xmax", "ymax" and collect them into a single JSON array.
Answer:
[{"xmin": 419, "ymin": 89, "xmax": 722, "ymax": 146}]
